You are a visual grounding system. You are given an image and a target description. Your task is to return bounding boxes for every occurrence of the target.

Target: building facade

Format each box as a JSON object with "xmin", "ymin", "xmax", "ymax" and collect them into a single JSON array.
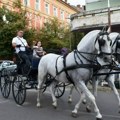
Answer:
[
  {"xmin": 86, "ymin": 0, "xmax": 120, "ymax": 11},
  {"xmin": 71, "ymin": 6, "xmax": 120, "ymax": 33},
  {"xmin": 0, "ymin": 0, "xmax": 78, "ymax": 29},
  {"xmin": 69, "ymin": 0, "xmax": 120, "ymax": 34}
]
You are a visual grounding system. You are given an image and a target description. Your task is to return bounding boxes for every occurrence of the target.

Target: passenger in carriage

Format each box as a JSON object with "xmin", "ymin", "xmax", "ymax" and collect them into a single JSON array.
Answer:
[
  {"xmin": 32, "ymin": 41, "xmax": 46, "ymax": 69},
  {"xmin": 33, "ymin": 41, "xmax": 46, "ymax": 58},
  {"xmin": 12, "ymin": 30, "xmax": 32, "ymax": 69}
]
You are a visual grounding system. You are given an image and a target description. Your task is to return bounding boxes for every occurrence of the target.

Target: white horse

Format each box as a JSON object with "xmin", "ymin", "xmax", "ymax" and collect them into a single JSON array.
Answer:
[
  {"xmin": 37, "ymin": 30, "xmax": 112, "ymax": 120},
  {"xmin": 92, "ymin": 32, "xmax": 120, "ymax": 112},
  {"xmin": 68, "ymin": 32, "xmax": 120, "ymax": 113}
]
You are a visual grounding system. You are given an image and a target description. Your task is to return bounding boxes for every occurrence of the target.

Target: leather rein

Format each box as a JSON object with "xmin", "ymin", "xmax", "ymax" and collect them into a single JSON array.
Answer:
[{"xmin": 54, "ymin": 31, "xmax": 114, "ymax": 85}]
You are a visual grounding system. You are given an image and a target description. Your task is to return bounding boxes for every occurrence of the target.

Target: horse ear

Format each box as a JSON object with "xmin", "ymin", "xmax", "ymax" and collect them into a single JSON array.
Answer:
[{"xmin": 107, "ymin": 27, "xmax": 111, "ymax": 33}]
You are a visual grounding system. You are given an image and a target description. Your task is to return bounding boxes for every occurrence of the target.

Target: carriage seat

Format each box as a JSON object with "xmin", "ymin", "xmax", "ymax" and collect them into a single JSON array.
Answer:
[
  {"xmin": 13, "ymin": 53, "xmax": 24, "ymax": 65},
  {"xmin": 13, "ymin": 53, "xmax": 41, "ymax": 74},
  {"xmin": 32, "ymin": 57, "xmax": 40, "ymax": 70}
]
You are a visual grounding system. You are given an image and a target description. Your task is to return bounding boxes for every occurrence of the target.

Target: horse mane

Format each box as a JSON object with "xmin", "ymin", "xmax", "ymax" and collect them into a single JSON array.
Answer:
[
  {"xmin": 109, "ymin": 32, "xmax": 119, "ymax": 42},
  {"xmin": 77, "ymin": 30, "xmax": 100, "ymax": 51}
]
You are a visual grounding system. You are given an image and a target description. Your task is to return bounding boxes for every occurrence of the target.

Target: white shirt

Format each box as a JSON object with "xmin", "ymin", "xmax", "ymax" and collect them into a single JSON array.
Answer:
[{"xmin": 12, "ymin": 36, "xmax": 28, "ymax": 53}]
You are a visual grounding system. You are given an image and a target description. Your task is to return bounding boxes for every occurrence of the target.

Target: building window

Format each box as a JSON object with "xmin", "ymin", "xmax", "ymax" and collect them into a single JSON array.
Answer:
[
  {"xmin": 60, "ymin": 10, "xmax": 64, "ymax": 20},
  {"xmin": 23, "ymin": 0, "xmax": 30, "ymax": 6},
  {"xmin": 45, "ymin": 2, "xmax": 49, "ymax": 14},
  {"xmin": 53, "ymin": 6, "xmax": 57, "ymax": 17},
  {"xmin": 35, "ymin": 0, "xmax": 40, "ymax": 10},
  {"xmin": 67, "ymin": 14, "xmax": 71, "ymax": 23},
  {"xmin": 44, "ymin": 18, "xmax": 47, "ymax": 23}
]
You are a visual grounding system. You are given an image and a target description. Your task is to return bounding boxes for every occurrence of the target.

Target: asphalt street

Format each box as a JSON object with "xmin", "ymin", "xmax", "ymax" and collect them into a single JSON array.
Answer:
[{"xmin": 0, "ymin": 87, "xmax": 120, "ymax": 120}]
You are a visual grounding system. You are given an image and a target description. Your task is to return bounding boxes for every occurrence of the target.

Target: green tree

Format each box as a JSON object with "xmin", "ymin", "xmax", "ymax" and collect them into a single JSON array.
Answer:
[
  {"xmin": 0, "ymin": 0, "xmax": 84, "ymax": 59},
  {"xmin": 0, "ymin": 0, "xmax": 36, "ymax": 59},
  {"xmin": 38, "ymin": 18, "xmax": 71, "ymax": 52},
  {"xmin": 38, "ymin": 18, "xmax": 84, "ymax": 53},
  {"xmin": 71, "ymin": 31, "xmax": 84, "ymax": 49}
]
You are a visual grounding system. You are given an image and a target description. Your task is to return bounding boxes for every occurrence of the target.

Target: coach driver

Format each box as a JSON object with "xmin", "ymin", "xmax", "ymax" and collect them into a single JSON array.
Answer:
[{"xmin": 12, "ymin": 30, "xmax": 32, "ymax": 70}]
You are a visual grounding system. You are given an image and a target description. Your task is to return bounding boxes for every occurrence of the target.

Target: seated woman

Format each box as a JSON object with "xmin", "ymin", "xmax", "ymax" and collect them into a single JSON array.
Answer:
[
  {"xmin": 33, "ymin": 41, "xmax": 45, "ymax": 58},
  {"xmin": 32, "ymin": 41, "xmax": 46, "ymax": 69}
]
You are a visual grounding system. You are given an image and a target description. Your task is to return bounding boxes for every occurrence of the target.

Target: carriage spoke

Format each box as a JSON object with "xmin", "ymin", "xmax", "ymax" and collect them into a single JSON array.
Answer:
[
  {"xmin": 57, "ymin": 87, "xmax": 63, "ymax": 94},
  {"xmin": 54, "ymin": 82, "xmax": 65, "ymax": 98},
  {"xmin": 19, "ymin": 92, "xmax": 24, "ymax": 102},
  {"xmin": 56, "ymin": 88, "xmax": 60, "ymax": 97},
  {"xmin": 15, "ymin": 92, "xmax": 19, "ymax": 102},
  {"xmin": 12, "ymin": 76, "xmax": 26, "ymax": 105},
  {"xmin": 5, "ymin": 85, "xmax": 9, "ymax": 96},
  {"xmin": 0, "ymin": 73, "xmax": 11, "ymax": 98}
]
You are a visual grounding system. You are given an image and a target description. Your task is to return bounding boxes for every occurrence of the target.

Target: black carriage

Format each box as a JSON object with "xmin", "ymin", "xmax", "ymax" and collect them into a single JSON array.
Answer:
[{"xmin": 0, "ymin": 54, "xmax": 65, "ymax": 105}]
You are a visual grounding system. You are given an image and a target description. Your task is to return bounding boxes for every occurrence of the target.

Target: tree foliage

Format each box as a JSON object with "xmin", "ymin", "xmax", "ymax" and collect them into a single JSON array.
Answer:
[
  {"xmin": 0, "ymin": 0, "xmax": 35, "ymax": 59},
  {"xmin": 38, "ymin": 18, "xmax": 84, "ymax": 52},
  {"xmin": 38, "ymin": 18, "xmax": 71, "ymax": 51},
  {"xmin": 0, "ymin": 0, "xmax": 84, "ymax": 59}
]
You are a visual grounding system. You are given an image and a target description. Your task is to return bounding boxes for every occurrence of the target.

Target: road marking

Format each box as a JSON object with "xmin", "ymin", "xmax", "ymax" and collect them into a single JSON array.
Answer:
[
  {"xmin": 27, "ymin": 89, "xmax": 51, "ymax": 94},
  {"xmin": 0, "ymin": 100, "xmax": 9, "ymax": 104},
  {"xmin": 64, "ymin": 110, "xmax": 120, "ymax": 119},
  {"xmin": 79, "ymin": 111, "xmax": 120, "ymax": 119},
  {"xmin": 102, "ymin": 114, "xmax": 120, "ymax": 119}
]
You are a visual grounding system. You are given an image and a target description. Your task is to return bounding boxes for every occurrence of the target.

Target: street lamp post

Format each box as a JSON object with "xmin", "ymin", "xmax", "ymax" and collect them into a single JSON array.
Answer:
[{"xmin": 108, "ymin": 0, "xmax": 111, "ymax": 32}]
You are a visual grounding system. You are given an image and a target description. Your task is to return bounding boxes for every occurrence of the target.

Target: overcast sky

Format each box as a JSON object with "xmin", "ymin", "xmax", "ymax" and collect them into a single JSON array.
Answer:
[{"xmin": 67, "ymin": 0, "xmax": 86, "ymax": 5}]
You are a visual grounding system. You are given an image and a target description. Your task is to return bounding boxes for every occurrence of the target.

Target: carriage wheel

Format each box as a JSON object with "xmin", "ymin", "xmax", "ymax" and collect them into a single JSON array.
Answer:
[
  {"xmin": 12, "ymin": 75, "xmax": 26, "ymax": 105},
  {"xmin": 54, "ymin": 82, "xmax": 65, "ymax": 98},
  {"xmin": 40, "ymin": 74, "xmax": 52, "ymax": 93},
  {"xmin": 0, "ymin": 69, "xmax": 11, "ymax": 98}
]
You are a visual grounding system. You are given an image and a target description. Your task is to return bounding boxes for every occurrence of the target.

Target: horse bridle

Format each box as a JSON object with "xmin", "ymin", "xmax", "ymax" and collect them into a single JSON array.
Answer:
[
  {"xmin": 95, "ymin": 31, "xmax": 111, "ymax": 57},
  {"xmin": 112, "ymin": 34, "xmax": 120, "ymax": 60},
  {"xmin": 73, "ymin": 31, "xmax": 111, "ymax": 65},
  {"xmin": 54, "ymin": 31, "xmax": 112, "ymax": 85}
]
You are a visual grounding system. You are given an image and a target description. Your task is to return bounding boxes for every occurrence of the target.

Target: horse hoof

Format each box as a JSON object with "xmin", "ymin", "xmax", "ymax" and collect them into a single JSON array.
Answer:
[
  {"xmin": 71, "ymin": 112, "xmax": 78, "ymax": 118},
  {"xmin": 52, "ymin": 103, "xmax": 57, "ymax": 109},
  {"xmin": 82, "ymin": 99, "xmax": 87, "ymax": 105},
  {"xmin": 96, "ymin": 117, "xmax": 102, "ymax": 120},
  {"xmin": 68, "ymin": 99, "xmax": 72, "ymax": 104},
  {"xmin": 53, "ymin": 105, "xmax": 57, "ymax": 109},
  {"xmin": 86, "ymin": 106, "xmax": 91, "ymax": 113},
  {"xmin": 36, "ymin": 103, "xmax": 41, "ymax": 108}
]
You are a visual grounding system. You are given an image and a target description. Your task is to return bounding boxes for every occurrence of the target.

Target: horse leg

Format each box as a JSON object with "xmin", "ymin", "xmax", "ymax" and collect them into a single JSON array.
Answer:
[
  {"xmin": 73, "ymin": 81, "xmax": 102, "ymax": 120},
  {"xmin": 49, "ymin": 82, "xmax": 58, "ymax": 109},
  {"xmin": 107, "ymin": 75, "xmax": 120, "ymax": 113},
  {"xmin": 37, "ymin": 68, "xmax": 46, "ymax": 108},
  {"xmin": 68, "ymin": 85, "xmax": 87, "ymax": 104},
  {"xmin": 93, "ymin": 78, "xmax": 99, "ymax": 98},
  {"xmin": 68, "ymin": 85, "xmax": 74, "ymax": 103},
  {"xmin": 72, "ymin": 91, "xmax": 86, "ymax": 117},
  {"xmin": 82, "ymin": 80, "xmax": 89, "ymax": 105},
  {"xmin": 86, "ymin": 78, "xmax": 99, "ymax": 112},
  {"xmin": 37, "ymin": 79, "xmax": 44, "ymax": 107}
]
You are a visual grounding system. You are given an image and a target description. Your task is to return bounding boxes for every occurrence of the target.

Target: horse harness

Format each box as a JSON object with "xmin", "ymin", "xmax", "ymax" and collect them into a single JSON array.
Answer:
[
  {"xmin": 54, "ymin": 31, "xmax": 112, "ymax": 85},
  {"xmin": 112, "ymin": 34, "xmax": 120, "ymax": 61}
]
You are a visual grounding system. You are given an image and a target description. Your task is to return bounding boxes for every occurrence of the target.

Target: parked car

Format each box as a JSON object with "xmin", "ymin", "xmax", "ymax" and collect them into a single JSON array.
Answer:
[{"xmin": 0, "ymin": 60, "xmax": 17, "ymax": 73}]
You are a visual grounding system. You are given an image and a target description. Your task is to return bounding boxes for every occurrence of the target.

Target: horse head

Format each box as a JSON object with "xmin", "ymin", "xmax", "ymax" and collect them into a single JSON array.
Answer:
[
  {"xmin": 109, "ymin": 32, "xmax": 120, "ymax": 62},
  {"xmin": 95, "ymin": 30, "xmax": 112, "ymax": 65}
]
